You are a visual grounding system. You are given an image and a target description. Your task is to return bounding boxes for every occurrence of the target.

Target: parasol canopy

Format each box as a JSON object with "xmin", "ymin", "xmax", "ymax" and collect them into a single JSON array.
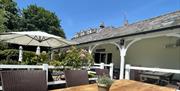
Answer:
[{"xmin": 0, "ymin": 31, "xmax": 76, "ymax": 48}]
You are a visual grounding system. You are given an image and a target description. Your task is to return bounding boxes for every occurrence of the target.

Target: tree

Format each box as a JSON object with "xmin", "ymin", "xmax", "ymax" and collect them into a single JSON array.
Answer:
[
  {"xmin": 0, "ymin": 1, "xmax": 66, "ymax": 38},
  {"xmin": 0, "ymin": 8, "xmax": 7, "ymax": 32},
  {"xmin": 0, "ymin": 0, "xmax": 20, "ymax": 32},
  {"xmin": 21, "ymin": 5, "xmax": 66, "ymax": 38}
]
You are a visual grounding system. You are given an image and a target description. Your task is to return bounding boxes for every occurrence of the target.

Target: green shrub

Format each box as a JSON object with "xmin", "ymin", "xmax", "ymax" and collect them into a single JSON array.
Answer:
[
  {"xmin": 48, "ymin": 60, "xmax": 62, "ymax": 66},
  {"xmin": 0, "ymin": 59, "xmax": 20, "ymax": 64},
  {"xmin": 97, "ymin": 75, "xmax": 114, "ymax": 87},
  {"xmin": 51, "ymin": 52, "xmax": 60, "ymax": 61},
  {"xmin": 61, "ymin": 46, "xmax": 94, "ymax": 69},
  {"xmin": 0, "ymin": 42, "xmax": 8, "ymax": 50},
  {"xmin": 0, "ymin": 48, "xmax": 51, "ymax": 65},
  {"xmin": 0, "ymin": 49, "xmax": 37, "ymax": 61},
  {"xmin": 22, "ymin": 56, "xmax": 38, "ymax": 65},
  {"xmin": 0, "ymin": 49, "xmax": 19, "ymax": 61},
  {"xmin": 0, "ymin": 49, "xmax": 37, "ymax": 64},
  {"xmin": 22, "ymin": 51, "xmax": 49, "ymax": 65},
  {"xmin": 23, "ymin": 51, "xmax": 36, "ymax": 61},
  {"xmin": 49, "ymin": 51, "xmax": 65, "ymax": 66},
  {"xmin": 39, "ymin": 51, "xmax": 49, "ymax": 62}
]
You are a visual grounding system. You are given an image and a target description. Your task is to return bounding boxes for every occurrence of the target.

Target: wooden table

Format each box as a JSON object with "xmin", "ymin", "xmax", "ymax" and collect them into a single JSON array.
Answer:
[{"xmin": 50, "ymin": 80, "xmax": 176, "ymax": 91}]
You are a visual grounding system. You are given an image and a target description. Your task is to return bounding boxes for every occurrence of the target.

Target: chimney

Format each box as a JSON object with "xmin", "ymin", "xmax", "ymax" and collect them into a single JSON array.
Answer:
[
  {"xmin": 99, "ymin": 22, "xmax": 105, "ymax": 28},
  {"xmin": 124, "ymin": 19, "xmax": 129, "ymax": 26},
  {"xmin": 123, "ymin": 12, "xmax": 129, "ymax": 26}
]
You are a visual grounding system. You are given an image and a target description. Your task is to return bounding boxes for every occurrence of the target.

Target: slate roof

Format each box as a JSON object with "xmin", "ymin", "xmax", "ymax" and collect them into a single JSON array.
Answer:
[{"xmin": 72, "ymin": 11, "xmax": 180, "ymax": 43}]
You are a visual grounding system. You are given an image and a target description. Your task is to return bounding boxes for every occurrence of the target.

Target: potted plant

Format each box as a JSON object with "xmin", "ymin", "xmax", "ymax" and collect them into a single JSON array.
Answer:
[{"xmin": 97, "ymin": 75, "xmax": 114, "ymax": 91}]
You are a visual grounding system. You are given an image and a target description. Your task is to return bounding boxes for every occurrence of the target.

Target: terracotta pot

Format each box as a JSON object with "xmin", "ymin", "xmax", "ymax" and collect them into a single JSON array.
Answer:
[{"xmin": 98, "ymin": 84, "xmax": 110, "ymax": 91}]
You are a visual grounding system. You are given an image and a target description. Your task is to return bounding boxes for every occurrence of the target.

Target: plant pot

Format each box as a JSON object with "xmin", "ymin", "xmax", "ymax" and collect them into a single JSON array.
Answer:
[
  {"xmin": 60, "ymin": 75, "xmax": 65, "ymax": 80},
  {"xmin": 98, "ymin": 84, "xmax": 110, "ymax": 91}
]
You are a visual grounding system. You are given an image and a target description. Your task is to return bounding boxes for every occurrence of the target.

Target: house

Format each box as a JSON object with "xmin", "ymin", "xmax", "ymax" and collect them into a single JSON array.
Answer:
[{"xmin": 55, "ymin": 11, "xmax": 180, "ymax": 80}]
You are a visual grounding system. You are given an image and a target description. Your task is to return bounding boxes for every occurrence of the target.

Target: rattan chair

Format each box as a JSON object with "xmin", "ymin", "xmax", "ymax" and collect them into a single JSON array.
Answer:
[
  {"xmin": 177, "ymin": 82, "xmax": 180, "ymax": 90},
  {"xmin": 95, "ymin": 69, "xmax": 109, "ymax": 77},
  {"xmin": 64, "ymin": 70, "xmax": 89, "ymax": 87},
  {"xmin": 0, "ymin": 72, "xmax": 1, "ymax": 86},
  {"xmin": 130, "ymin": 69, "xmax": 141, "ymax": 81},
  {"xmin": 1, "ymin": 70, "xmax": 47, "ymax": 91}
]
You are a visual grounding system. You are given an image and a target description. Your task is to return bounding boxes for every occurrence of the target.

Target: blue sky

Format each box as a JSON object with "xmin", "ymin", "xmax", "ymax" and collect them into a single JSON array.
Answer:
[{"xmin": 16, "ymin": 0, "xmax": 180, "ymax": 39}]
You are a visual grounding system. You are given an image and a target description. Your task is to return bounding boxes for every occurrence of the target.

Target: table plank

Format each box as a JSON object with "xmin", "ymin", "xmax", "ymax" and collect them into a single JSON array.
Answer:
[
  {"xmin": 50, "ymin": 80, "xmax": 176, "ymax": 91},
  {"xmin": 50, "ymin": 84, "xmax": 98, "ymax": 91},
  {"xmin": 111, "ymin": 80, "xmax": 175, "ymax": 91}
]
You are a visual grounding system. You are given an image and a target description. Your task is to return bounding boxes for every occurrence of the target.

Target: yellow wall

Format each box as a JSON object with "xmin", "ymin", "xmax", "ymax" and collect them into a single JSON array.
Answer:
[
  {"xmin": 126, "ymin": 36, "xmax": 180, "ymax": 79},
  {"xmin": 91, "ymin": 36, "xmax": 180, "ymax": 79},
  {"xmin": 126, "ymin": 36, "xmax": 180, "ymax": 69},
  {"xmin": 92, "ymin": 36, "xmax": 180, "ymax": 79}
]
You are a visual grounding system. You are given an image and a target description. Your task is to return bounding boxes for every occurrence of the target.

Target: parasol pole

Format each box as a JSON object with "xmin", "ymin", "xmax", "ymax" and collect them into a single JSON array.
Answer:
[{"xmin": 18, "ymin": 46, "xmax": 23, "ymax": 62}]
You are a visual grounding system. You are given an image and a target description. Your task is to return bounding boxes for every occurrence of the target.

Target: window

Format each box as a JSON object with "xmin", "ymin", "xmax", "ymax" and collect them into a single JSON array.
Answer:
[{"xmin": 94, "ymin": 53, "xmax": 112, "ymax": 64}]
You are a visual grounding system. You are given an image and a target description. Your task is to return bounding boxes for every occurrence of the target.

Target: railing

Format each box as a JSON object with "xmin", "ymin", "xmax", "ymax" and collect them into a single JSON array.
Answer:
[
  {"xmin": 0, "ymin": 63, "xmax": 114, "ymax": 83},
  {"xmin": 125, "ymin": 64, "xmax": 180, "ymax": 80},
  {"xmin": 125, "ymin": 64, "xmax": 180, "ymax": 91},
  {"xmin": 92, "ymin": 63, "xmax": 114, "ymax": 79}
]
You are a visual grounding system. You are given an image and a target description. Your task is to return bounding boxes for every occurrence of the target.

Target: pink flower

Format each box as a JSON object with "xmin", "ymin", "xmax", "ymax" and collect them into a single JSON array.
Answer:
[{"xmin": 80, "ymin": 53, "xmax": 86, "ymax": 59}]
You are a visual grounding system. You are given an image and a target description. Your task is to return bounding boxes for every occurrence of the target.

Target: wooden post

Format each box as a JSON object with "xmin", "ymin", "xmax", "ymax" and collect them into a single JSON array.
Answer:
[
  {"xmin": 100, "ymin": 63, "xmax": 104, "ymax": 69},
  {"xmin": 88, "ymin": 46, "xmax": 92, "ymax": 54},
  {"xmin": 109, "ymin": 63, "xmax": 114, "ymax": 79},
  {"xmin": 120, "ymin": 47, "xmax": 126, "ymax": 79},
  {"xmin": 125, "ymin": 64, "xmax": 131, "ymax": 80}
]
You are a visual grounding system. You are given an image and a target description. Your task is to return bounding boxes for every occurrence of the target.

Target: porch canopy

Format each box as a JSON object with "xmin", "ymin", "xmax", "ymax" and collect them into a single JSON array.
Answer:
[{"xmin": 55, "ymin": 11, "xmax": 180, "ymax": 79}]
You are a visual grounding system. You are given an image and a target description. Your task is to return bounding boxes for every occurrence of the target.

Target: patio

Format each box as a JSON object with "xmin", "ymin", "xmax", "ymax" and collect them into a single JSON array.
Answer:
[
  {"xmin": 0, "ymin": 63, "xmax": 113, "ymax": 90},
  {"xmin": 0, "ymin": 63, "xmax": 180, "ymax": 91},
  {"xmin": 0, "ymin": 64, "xmax": 180, "ymax": 91}
]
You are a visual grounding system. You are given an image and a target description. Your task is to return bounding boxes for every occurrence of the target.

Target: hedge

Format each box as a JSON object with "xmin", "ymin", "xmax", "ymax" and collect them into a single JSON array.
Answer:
[
  {"xmin": 0, "ymin": 49, "xmax": 19, "ymax": 61},
  {"xmin": 0, "ymin": 49, "xmax": 36, "ymax": 64}
]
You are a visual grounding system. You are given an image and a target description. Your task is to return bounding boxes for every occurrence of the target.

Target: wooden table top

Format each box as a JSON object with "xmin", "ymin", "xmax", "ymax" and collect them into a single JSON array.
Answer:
[{"xmin": 50, "ymin": 80, "xmax": 176, "ymax": 91}]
